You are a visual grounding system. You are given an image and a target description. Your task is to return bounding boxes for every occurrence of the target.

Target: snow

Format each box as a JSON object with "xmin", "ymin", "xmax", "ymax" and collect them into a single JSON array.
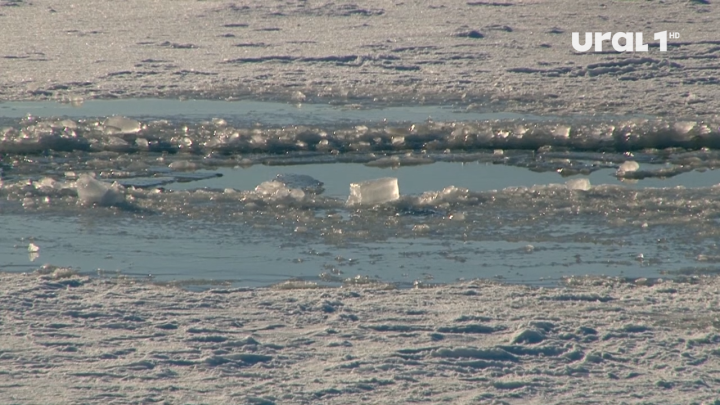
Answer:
[{"xmin": 1, "ymin": 272, "xmax": 718, "ymax": 404}]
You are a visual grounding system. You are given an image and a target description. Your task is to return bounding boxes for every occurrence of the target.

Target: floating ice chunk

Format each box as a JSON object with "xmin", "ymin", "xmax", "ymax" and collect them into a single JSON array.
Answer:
[
  {"xmin": 552, "ymin": 125, "xmax": 571, "ymax": 138},
  {"xmin": 35, "ymin": 177, "xmax": 58, "ymax": 189},
  {"xmin": 103, "ymin": 116, "xmax": 142, "ymax": 135},
  {"xmin": 255, "ymin": 181, "xmax": 305, "ymax": 201},
  {"xmin": 135, "ymin": 138, "xmax": 149, "ymax": 149},
  {"xmin": 448, "ymin": 212, "xmax": 466, "ymax": 221},
  {"xmin": 673, "ymin": 121, "xmax": 696, "ymax": 135},
  {"xmin": 617, "ymin": 161, "xmax": 640, "ymax": 175},
  {"xmin": 416, "ymin": 186, "xmax": 469, "ymax": 206},
  {"xmin": 565, "ymin": 178, "xmax": 591, "ymax": 191},
  {"xmin": 104, "ymin": 136, "xmax": 131, "ymax": 152},
  {"xmin": 76, "ymin": 175, "xmax": 126, "ymax": 205},
  {"xmin": 347, "ymin": 177, "xmax": 399, "ymax": 206},
  {"xmin": 274, "ymin": 174, "xmax": 324, "ymax": 194}
]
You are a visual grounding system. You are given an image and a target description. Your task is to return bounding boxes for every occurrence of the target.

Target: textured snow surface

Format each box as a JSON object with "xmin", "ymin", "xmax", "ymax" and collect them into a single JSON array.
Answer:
[
  {"xmin": 1, "ymin": 272, "xmax": 719, "ymax": 404},
  {"xmin": 0, "ymin": 0, "xmax": 718, "ymax": 118}
]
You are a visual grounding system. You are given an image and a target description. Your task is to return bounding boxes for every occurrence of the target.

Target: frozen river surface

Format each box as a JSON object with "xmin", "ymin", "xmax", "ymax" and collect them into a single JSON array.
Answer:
[{"xmin": 2, "ymin": 100, "xmax": 720, "ymax": 288}]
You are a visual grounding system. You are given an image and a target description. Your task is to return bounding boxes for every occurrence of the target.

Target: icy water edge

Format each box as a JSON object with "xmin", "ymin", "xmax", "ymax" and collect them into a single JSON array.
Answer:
[{"xmin": 1, "ymin": 99, "xmax": 720, "ymax": 289}]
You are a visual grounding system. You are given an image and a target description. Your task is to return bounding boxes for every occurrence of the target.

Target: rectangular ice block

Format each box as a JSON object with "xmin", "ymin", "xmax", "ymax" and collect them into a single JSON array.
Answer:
[{"xmin": 347, "ymin": 177, "xmax": 400, "ymax": 206}]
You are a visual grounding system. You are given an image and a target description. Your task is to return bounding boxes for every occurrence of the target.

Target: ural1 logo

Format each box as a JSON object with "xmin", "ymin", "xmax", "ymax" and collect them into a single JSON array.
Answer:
[{"xmin": 572, "ymin": 31, "xmax": 680, "ymax": 52}]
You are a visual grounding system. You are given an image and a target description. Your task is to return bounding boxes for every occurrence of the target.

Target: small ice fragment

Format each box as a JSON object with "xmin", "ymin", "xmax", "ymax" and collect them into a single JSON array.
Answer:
[
  {"xmin": 76, "ymin": 175, "xmax": 126, "ymax": 206},
  {"xmin": 635, "ymin": 278, "xmax": 652, "ymax": 286},
  {"xmin": 51, "ymin": 267, "xmax": 75, "ymax": 279},
  {"xmin": 617, "ymin": 161, "xmax": 639, "ymax": 175},
  {"xmin": 524, "ymin": 244, "xmax": 534, "ymax": 253},
  {"xmin": 168, "ymin": 160, "xmax": 197, "ymax": 171},
  {"xmin": 347, "ymin": 177, "xmax": 400, "ymax": 206},
  {"xmin": 412, "ymin": 224, "xmax": 430, "ymax": 234},
  {"xmin": 135, "ymin": 138, "xmax": 149, "ymax": 149},
  {"xmin": 28, "ymin": 243, "xmax": 40, "ymax": 253},
  {"xmin": 105, "ymin": 136, "xmax": 131, "ymax": 151},
  {"xmin": 552, "ymin": 125, "xmax": 571, "ymax": 138},
  {"xmin": 35, "ymin": 177, "xmax": 59, "ymax": 190},
  {"xmin": 448, "ymin": 212, "xmax": 466, "ymax": 221},
  {"xmin": 673, "ymin": 121, "xmax": 696, "ymax": 135},
  {"xmin": 565, "ymin": 178, "xmax": 591, "ymax": 191},
  {"xmin": 291, "ymin": 91, "xmax": 306, "ymax": 102},
  {"xmin": 103, "ymin": 116, "xmax": 142, "ymax": 135}
]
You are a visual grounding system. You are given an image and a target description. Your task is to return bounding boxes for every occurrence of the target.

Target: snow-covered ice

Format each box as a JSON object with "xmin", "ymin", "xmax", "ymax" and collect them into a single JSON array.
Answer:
[{"xmin": 1, "ymin": 272, "xmax": 719, "ymax": 404}]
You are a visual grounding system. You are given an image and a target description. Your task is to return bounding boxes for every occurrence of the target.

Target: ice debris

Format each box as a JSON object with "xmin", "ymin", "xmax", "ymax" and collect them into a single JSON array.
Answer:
[
  {"xmin": 76, "ymin": 175, "xmax": 126, "ymax": 206},
  {"xmin": 616, "ymin": 161, "xmax": 640, "ymax": 176},
  {"xmin": 274, "ymin": 174, "xmax": 324, "ymax": 195},
  {"xmin": 254, "ymin": 180, "xmax": 305, "ymax": 201},
  {"xmin": 168, "ymin": 160, "xmax": 198, "ymax": 171},
  {"xmin": 347, "ymin": 177, "xmax": 400, "ymax": 206},
  {"xmin": 103, "ymin": 116, "xmax": 143, "ymax": 135},
  {"xmin": 565, "ymin": 178, "xmax": 591, "ymax": 191}
]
